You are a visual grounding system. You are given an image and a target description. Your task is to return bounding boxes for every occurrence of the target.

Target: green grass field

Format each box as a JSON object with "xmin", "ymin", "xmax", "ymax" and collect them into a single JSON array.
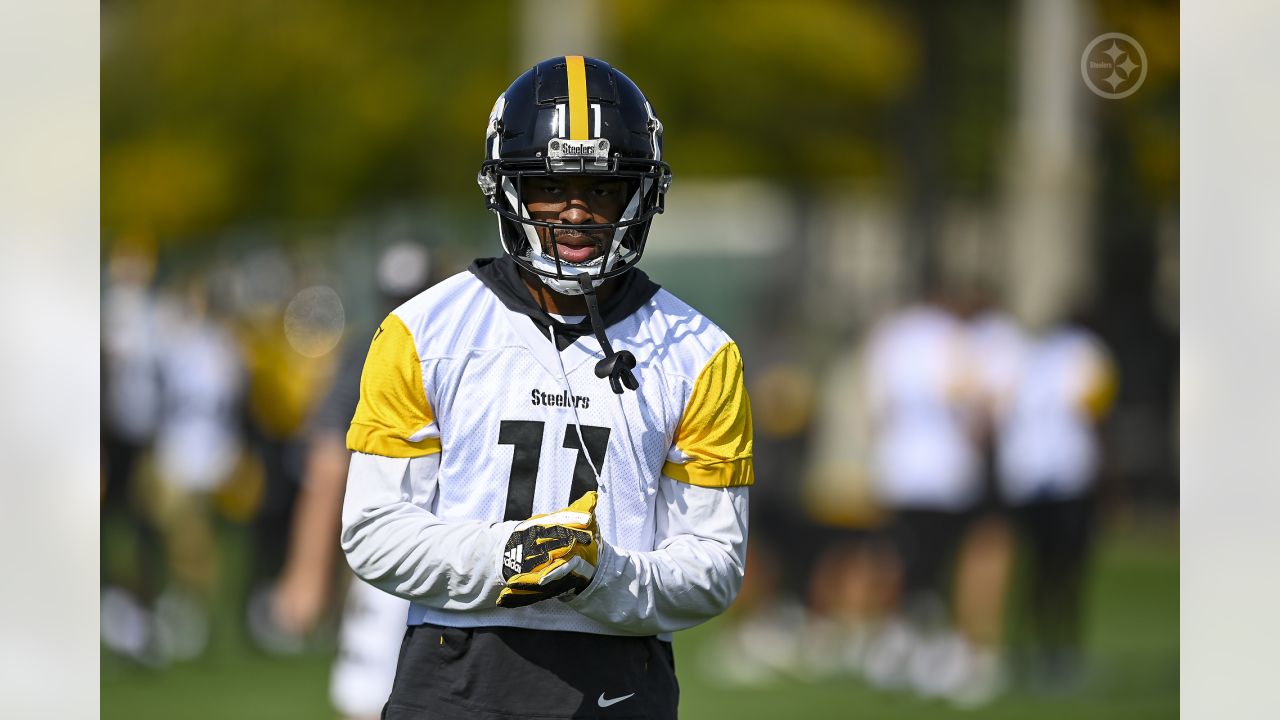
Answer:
[{"xmin": 102, "ymin": 516, "xmax": 1177, "ymax": 719}]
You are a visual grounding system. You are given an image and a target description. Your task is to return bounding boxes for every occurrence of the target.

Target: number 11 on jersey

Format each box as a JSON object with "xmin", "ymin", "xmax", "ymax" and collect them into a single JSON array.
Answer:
[{"xmin": 498, "ymin": 420, "xmax": 611, "ymax": 521}]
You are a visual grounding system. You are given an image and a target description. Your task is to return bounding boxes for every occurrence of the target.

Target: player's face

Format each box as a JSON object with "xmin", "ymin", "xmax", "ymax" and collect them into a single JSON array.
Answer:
[{"xmin": 524, "ymin": 175, "xmax": 629, "ymax": 265}]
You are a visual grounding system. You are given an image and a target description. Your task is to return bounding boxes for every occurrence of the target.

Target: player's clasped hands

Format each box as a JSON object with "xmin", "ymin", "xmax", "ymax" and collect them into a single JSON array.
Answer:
[{"xmin": 496, "ymin": 492, "xmax": 601, "ymax": 608}]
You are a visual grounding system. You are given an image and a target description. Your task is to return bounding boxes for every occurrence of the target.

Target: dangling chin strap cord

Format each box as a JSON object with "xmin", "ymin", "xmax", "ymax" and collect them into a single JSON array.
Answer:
[
  {"xmin": 575, "ymin": 272, "xmax": 638, "ymax": 394},
  {"xmin": 550, "ymin": 324, "xmax": 606, "ymax": 491}
]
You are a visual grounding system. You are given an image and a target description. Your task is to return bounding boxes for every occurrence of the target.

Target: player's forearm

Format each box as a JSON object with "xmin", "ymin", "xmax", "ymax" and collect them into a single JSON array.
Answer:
[
  {"xmin": 568, "ymin": 484, "xmax": 749, "ymax": 635},
  {"xmin": 340, "ymin": 451, "xmax": 514, "ymax": 610},
  {"xmin": 342, "ymin": 505, "xmax": 511, "ymax": 609},
  {"xmin": 570, "ymin": 536, "xmax": 745, "ymax": 634},
  {"xmin": 282, "ymin": 435, "xmax": 350, "ymax": 585}
]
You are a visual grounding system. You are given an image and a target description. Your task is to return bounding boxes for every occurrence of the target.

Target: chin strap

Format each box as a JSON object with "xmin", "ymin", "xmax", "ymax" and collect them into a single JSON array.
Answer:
[{"xmin": 575, "ymin": 273, "xmax": 638, "ymax": 394}]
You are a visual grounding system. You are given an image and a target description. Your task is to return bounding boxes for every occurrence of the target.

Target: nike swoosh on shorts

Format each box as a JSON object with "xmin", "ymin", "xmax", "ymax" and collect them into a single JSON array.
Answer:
[{"xmin": 597, "ymin": 692, "xmax": 636, "ymax": 708}]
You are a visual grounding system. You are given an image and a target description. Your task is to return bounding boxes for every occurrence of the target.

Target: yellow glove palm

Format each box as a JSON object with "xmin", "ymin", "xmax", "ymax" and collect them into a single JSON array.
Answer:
[{"xmin": 497, "ymin": 491, "xmax": 599, "ymax": 608}]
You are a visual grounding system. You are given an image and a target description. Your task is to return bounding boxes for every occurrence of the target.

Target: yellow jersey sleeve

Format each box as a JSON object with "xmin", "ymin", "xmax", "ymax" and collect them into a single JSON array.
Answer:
[
  {"xmin": 1080, "ymin": 349, "xmax": 1119, "ymax": 421},
  {"xmin": 662, "ymin": 341, "xmax": 755, "ymax": 488},
  {"xmin": 346, "ymin": 314, "xmax": 441, "ymax": 458}
]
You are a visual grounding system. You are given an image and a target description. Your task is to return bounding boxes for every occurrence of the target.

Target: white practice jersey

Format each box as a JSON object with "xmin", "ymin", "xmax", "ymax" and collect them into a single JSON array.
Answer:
[
  {"xmin": 997, "ymin": 326, "xmax": 1116, "ymax": 504},
  {"xmin": 153, "ymin": 301, "xmax": 243, "ymax": 492},
  {"xmin": 864, "ymin": 305, "xmax": 983, "ymax": 511},
  {"xmin": 341, "ymin": 259, "xmax": 753, "ymax": 638}
]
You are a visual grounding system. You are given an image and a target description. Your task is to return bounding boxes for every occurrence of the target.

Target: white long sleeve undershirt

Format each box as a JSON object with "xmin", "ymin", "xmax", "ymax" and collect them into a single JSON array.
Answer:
[
  {"xmin": 340, "ymin": 451, "xmax": 749, "ymax": 636},
  {"xmin": 568, "ymin": 475, "xmax": 749, "ymax": 635}
]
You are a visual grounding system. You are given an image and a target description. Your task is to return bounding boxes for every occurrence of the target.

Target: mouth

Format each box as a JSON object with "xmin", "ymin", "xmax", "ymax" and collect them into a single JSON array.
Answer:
[{"xmin": 549, "ymin": 231, "xmax": 606, "ymax": 265}]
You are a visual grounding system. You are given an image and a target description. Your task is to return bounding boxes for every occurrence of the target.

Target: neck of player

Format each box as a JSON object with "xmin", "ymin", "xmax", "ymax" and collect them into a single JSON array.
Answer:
[{"xmin": 520, "ymin": 271, "xmax": 618, "ymax": 318}]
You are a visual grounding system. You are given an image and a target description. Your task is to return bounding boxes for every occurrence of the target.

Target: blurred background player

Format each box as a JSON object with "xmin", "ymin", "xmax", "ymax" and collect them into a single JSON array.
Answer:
[
  {"xmin": 996, "ymin": 310, "xmax": 1117, "ymax": 692},
  {"xmin": 235, "ymin": 247, "xmax": 341, "ymax": 654},
  {"xmin": 272, "ymin": 241, "xmax": 434, "ymax": 719},
  {"xmin": 945, "ymin": 288, "xmax": 1025, "ymax": 706},
  {"xmin": 701, "ymin": 287, "xmax": 890, "ymax": 686},
  {"xmin": 860, "ymin": 284, "xmax": 985, "ymax": 699},
  {"xmin": 102, "ymin": 247, "xmax": 245, "ymax": 665},
  {"xmin": 101, "ymin": 238, "xmax": 166, "ymax": 663},
  {"xmin": 146, "ymin": 274, "xmax": 245, "ymax": 662},
  {"xmin": 698, "ymin": 294, "xmax": 820, "ymax": 684}
]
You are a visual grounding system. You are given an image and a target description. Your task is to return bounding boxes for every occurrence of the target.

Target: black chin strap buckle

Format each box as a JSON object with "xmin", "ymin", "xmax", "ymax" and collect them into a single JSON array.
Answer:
[
  {"xmin": 596, "ymin": 351, "xmax": 639, "ymax": 394},
  {"xmin": 575, "ymin": 273, "xmax": 639, "ymax": 395}
]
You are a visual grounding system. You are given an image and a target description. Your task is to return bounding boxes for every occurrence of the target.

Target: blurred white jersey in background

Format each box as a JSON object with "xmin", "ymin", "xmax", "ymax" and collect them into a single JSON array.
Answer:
[
  {"xmin": 865, "ymin": 305, "xmax": 982, "ymax": 511},
  {"xmin": 997, "ymin": 327, "xmax": 1115, "ymax": 505},
  {"xmin": 153, "ymin": 301, "xmax": 244, "ymax": 493}
]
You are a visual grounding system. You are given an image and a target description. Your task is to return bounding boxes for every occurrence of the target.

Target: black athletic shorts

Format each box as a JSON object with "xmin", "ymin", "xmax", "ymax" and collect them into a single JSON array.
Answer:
[
  {"xmin": 888, "ymin": 508, "xmax": 971, "ymax": 599},
  {"xmin": 382, "ymin": 623, "xmax": 679, "ymax": 720}
]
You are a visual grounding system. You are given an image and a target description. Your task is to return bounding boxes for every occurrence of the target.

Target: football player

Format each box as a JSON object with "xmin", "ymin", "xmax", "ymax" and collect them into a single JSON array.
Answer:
[
  {"xmin": 340, "ymin": 56, "xmax": 753, "ymax": 719},
  {"xmin": 273, "ymin": 242, "xmax": 431, "ymax": 719},
  {"xmin": 995, "ymin": 313, "xmax": 1116, "ymax": 690},
  {"xmin": 861, "ymin": 290, "xmax": 985, "ymax": 696}
]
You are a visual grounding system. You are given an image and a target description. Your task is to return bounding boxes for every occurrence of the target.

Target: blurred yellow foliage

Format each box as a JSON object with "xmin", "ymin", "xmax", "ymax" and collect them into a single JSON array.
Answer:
[{"xmin": 102, "ymin": 0, "xmax": 1177, "ymax": 242}]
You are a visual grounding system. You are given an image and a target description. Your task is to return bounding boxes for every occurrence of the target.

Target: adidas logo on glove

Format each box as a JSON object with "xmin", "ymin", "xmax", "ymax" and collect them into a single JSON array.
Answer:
[{"xmin": 503, "ymin": 545, "xmax": 523, "ymax": 573}]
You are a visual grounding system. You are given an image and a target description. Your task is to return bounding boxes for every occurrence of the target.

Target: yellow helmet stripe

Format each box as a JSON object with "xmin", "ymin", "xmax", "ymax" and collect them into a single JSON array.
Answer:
[{"xmin": 565, "ymin": 55, "xmax": 589, "ymax": 140}]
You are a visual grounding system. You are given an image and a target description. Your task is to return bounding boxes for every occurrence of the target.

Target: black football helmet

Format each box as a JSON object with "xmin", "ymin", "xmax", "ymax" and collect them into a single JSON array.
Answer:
[{"xmin": 477, "ymin": 56, "xmax": 672, "ymax": 295}]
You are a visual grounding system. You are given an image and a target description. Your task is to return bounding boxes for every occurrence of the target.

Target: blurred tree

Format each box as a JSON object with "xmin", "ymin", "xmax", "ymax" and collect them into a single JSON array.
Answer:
[
  {"xmin": 103, "ymin": 0, "xmax": 515, "ymax": 243},
  {"xmin": 609, "ymin": 0, "xmax": 918, "ymax": 182},
  {"xmin": 102, "ymin": 0, "xmax": 1171, "ymax": 256}
]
